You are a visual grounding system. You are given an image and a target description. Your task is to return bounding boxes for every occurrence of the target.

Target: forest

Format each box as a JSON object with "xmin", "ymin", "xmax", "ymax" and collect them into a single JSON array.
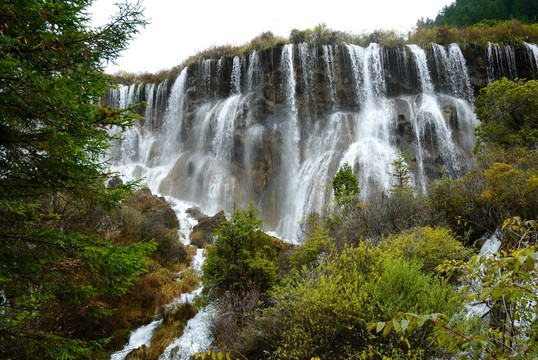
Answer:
[
  {"xmin": 421, "ymin": 0, "xmax": 537, "ymax": 27},
  {"xmin": 0, "ymin": 0, "xmax": 537, "ymax": 359}
]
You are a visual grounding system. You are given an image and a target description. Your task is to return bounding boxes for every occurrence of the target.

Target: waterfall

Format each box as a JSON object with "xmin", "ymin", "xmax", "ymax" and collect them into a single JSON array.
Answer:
[
  {"xmin": 448, "ymin": 43, "xmax": 474, "ymax": 101},
  {"xmin": 106, "ymin": 42, "xmax": 535, "ymax": 243},
  {"xmin": 231, "ymin": 56, "xmax": 241, "ymax": 94},
  {"xmin": 342, "ymin": 43, "xmax": 398, "ymax": 196},
  {"xmin": 275, "ymin": 44, "xmax": 302, "ymax": 241},
  {"xmin": 524, "ymin": 42, "xmax": 538, "ymax": 69},
  {"xmin": 322, "ymin": 45, "xmax": 337, "ymax": 104},
  {"xmin": 408, "ymin": 44, "xmax": 460, "ymax": 176},
  {"xmin": 202, "ymin": 59, "xmax": 211, "ymax": 96},
  {"xmin": 247, "ymin": 50, "xmax": 260, "ymax": 93},
  {"xmin": 298, "ymin": 42, "xmax": 318, "ymax": 117},
  {"xmin": 486, "ymin": 42, "xmax": 518, "ymax": 82}
]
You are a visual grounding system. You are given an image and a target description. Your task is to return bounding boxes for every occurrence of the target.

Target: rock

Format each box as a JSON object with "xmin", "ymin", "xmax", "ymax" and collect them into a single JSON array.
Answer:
[
  {"xmin": 190, "ymin": 210, "xmax": 226, "ymax": 248},
  {"xmin": 107, "ymin": 175, "xmax": 123, "ymax": 189},
  {"xmin": 186, "ymin": 206, "xmax": 206, "ymax": 221}
]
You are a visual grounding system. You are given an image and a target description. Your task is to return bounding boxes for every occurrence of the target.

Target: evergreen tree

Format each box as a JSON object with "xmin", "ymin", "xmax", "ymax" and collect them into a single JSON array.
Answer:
[
  {"xmin": 202, "ymin": 206, "xmax": 278, "ymax": 300},
  {"xmin": 390, "ymin": 151, "xmax": 412, "ymax": 193},
  {"xmin": 0, "ymin": 1, "xmax": 152, "ymax": 358},
  {"xmin": 431, "ymin": 0, "xmax": 538, "ymax": 27},
  {"xmin": 332, "ymin": 162, "xmax": 360, "ymax": 202}
]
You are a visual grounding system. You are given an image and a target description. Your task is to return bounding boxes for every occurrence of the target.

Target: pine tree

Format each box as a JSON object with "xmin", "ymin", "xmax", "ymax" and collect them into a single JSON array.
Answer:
[
  {"xmin": 0, "ymin": 1, "xmax": 153, "ymax": 358},
  {"xmin": 332, "ymin": 162, "xmax": 360, "ymax": 202}
]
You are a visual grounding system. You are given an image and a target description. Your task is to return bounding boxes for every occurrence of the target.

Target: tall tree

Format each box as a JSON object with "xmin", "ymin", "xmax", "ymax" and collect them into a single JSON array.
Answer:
[{"xmin": 0, "ymin": 1, "xmax": 152, "ymax": 358}]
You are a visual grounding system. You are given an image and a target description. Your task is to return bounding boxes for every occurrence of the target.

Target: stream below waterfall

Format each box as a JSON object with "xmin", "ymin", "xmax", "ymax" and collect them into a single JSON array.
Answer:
[{"xmin": 108, "ymin": 167, "xmax": 214, "ymax": 359}]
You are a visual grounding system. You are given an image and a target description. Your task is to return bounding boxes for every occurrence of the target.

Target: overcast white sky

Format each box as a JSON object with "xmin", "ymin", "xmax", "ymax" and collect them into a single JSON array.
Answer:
[{"xmin": 90, "ymin": 0, "xmax": 454, "ymax": 74}]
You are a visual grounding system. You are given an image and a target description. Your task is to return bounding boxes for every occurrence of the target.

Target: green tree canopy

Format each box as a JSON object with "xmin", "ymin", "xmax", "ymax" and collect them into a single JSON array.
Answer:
[
  {"xmin": 0, "ymin": 1, "xmax": 150, "ymax": 358},
  {"xmin": 430, "ymin": 0, "xmax": 538, "ymax": 27}
]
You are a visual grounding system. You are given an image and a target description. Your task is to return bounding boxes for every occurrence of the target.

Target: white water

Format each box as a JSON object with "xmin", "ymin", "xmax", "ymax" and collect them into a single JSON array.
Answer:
[
  {"xmin": 322, "ymin": 45, "xmax": 337, "ymax": 104},
  {"xmin": 108, "ymin": 43, "xmax": 488, "ymax": 242},
  {"xmin": 524, "ymin": 42, "xmax": 538, "ymax": 69},
  {"xmin": 110, "ymin": 320, "xmax": 163, "ymax": 360},
  {"xmin": 342, "ymin": 43, "xmax": 398, "ymax": 196},
  {"xmin": 486, "ymin": 42, "xmax": 518, "ymax": 82},
  {"xmin": 408, "ymin": 44, "xmax": 460, "ymax": 176}
]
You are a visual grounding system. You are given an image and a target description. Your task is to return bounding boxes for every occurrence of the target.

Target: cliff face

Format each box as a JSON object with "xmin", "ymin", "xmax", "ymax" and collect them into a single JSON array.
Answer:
[{"xmin": 106, "ymin": 42, "xmax": 538, "ymax": 241}]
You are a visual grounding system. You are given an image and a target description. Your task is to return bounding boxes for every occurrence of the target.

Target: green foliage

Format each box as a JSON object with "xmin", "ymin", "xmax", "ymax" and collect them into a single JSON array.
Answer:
[
  {"xmin": 474, "ymin": 78, "xmax": 538, "ymax": 150},
  {"xmin": 427, "ymin": 146, "xmax": 538, "ymax": 242},
  {"xmin": 202, "ymin": 206, "xmax": 278, "ymax": 300},
  {"xmin": 258, "ymin": 243, "xmax": 456, "ymax": 359},
  {"xmin": 332, "ymin": 162, "xmax": 360, "ymax": 202},
  {"xmin": 409, "ymin": 20, "xmax": 538, "ymax": 46},
  {"xmin": 0, "ymin": 1, "xmax": 149, "ymax": 358},
  {"xmin": 289, "ymin": 225, "xmax": 334, "ymax": 269},
  {"xmin": 374, "ymin": 219, "xmax": 538, "ymax": 359},
  {"xmin": 390, "ymin": 151, "xmax": 412, "ymax": 194},
  {"xmin": 431, "ymin": 0, "xmax": 538, "ymax": 27},
  {"xmin": 386, "ymin": 226, "xmax": 472, "ymax": 273}
]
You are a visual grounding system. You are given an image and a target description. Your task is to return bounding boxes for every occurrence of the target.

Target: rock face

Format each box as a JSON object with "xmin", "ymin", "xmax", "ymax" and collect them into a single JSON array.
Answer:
[
  {"xmin": 106, "ymin": 42, "xmax": 538, "ymax": 241},
  {"xmin": 190, "ymin": 210, "xmax": 226, "ymax": 248}
]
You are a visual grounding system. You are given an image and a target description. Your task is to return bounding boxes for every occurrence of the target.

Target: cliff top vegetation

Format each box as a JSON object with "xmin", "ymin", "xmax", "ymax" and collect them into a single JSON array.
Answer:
[{"xmin": 112, "ymin": 19, "xmax": 538, "ymax": 85}]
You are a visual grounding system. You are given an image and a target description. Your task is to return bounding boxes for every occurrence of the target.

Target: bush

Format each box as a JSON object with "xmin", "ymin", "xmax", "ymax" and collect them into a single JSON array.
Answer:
[
  {"xmin": 427, "ymin": 147, "xmax": 538, "ymax": 242},
  {"xmin": 386, "ymin": 226, "xmax": 472, "ymax": 273},
  {"xmin": 474, "ymin": 78, "xmax": 538, "ymax": 150},
  {"xmin": 256, "ymin": 243, "xmax": 456, "ymax": 359}
]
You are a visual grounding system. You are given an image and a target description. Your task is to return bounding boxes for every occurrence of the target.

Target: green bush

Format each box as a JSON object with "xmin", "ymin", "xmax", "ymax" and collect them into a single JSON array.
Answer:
[
  {"xmin": 474, "ymin": 78, "xmax": 538, "ymax": 150},
  {"xmin": 386, "ymin": 226, "xmax": 472, "ymax": 273},
  {"xmin": 256, "ymin": 243, "xmax": 456, "ymax": 359}
]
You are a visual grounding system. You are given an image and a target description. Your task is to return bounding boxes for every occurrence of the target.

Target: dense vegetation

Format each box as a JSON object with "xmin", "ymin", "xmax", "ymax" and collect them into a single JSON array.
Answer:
[
  {"xmin": 421, "ymin": 0, "xmax": 538, "ymax": 27},
  {"xmin": 0, "ymin": 1, "xmax": 192, "ymax": 358},
  {"xmin": 198, "ymin": 77, "xmax": 537, "ymax": 360},
  {"xmin": 1, "ymin": 0, "xmax": 537, "ymax": 359}
]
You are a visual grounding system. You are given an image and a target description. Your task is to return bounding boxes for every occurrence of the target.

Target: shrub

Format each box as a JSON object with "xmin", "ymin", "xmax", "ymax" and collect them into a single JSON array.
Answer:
[
  {"xmin": 256, "ymin": 243, "xmax": 457, "ymax": 359},
  {"xmin": 385, "ymin": 226, "xmax": 472, "ymax": 273},
  {"xmin": 474, "ymin": 78, "xmax": 538, "ymax": 150}
]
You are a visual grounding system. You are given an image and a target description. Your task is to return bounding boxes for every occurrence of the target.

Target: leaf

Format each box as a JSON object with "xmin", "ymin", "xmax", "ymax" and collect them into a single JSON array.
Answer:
[
  {"xmin": 376, "ymin": 322, "xmax": 385, "ymax": 333},
  {"xmin": 417, "ymin": 315, "xmax": 430, "ymax": 327},
  {"xmin": 491, "ymin": 287, "xmax": 504, "ymax": 300},
  {"xmin": 392, "ymin": 319, "xmax": 401, "ymax": 332},
  {"xmin": 400, "ymin": 319, "xmax": 410, "ymax": 332},
  {"xmin": 382, "ymin": 321, "xmax": 393, "ymax": 337}
]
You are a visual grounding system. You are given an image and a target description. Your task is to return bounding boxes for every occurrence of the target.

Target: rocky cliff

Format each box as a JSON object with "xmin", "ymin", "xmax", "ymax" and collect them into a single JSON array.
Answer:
[{"xmin": 106, "ymin": 42, "xmax": 538, "ymax": 241}]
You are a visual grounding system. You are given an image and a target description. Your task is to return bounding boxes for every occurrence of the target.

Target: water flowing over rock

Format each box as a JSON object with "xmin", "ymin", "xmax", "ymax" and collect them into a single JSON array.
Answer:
[{"xmin": 106, "ymin": 42, "xmax": 538, "ymax": 242}]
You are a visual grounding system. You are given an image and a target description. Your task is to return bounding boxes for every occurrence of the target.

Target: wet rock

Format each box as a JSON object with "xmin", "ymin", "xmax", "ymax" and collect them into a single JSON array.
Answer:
[
  {"xmin": 190, "ymin": 210, "xmax": 226, "ymax": 248},
  {"xmin": 186, "ymin": 206, "xmax": 206, "ymax": 221}
]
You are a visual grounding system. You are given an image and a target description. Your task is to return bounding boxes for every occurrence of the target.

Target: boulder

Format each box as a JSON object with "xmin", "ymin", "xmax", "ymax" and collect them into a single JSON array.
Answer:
[{"xmin": 190, "ymin": 210, "xmax": 226, "ymax": 248}]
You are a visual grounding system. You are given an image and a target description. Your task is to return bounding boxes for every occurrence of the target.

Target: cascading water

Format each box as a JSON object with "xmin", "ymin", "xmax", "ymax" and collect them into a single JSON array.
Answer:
[
  {"xmin": 524, "ymin": 42, "xmax": 538, "ymax": 69},
  {"xmin": 341, "ymin": 43, "xmax": 399, "ymax": 196},
  {"xmin": 408, "ymin": 44, "xmax": 460, "ymax": 177},
  {"xmin": 486, "ymin": 42, "xmax": 518, "ymax": 82},
  {"xmin": 322, "ymin": 45, "xmax": 337, "ymax": 104},
  {"xmin": 274, "ymin": 44, "xmax": 303, "ymax": 241},
  {"xmin": 106, "ymin": 41, "xmax": 538, "ymax": 358},
  {"xmin": 108, "ymin": 42, "xmax": 536, "ymax": 243}
]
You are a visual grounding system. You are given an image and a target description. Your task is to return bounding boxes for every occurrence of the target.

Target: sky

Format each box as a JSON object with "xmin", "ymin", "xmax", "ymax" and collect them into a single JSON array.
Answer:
[{"xmin": 90, "ymin": 0, "xmax": 454, "ymax": 74}]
